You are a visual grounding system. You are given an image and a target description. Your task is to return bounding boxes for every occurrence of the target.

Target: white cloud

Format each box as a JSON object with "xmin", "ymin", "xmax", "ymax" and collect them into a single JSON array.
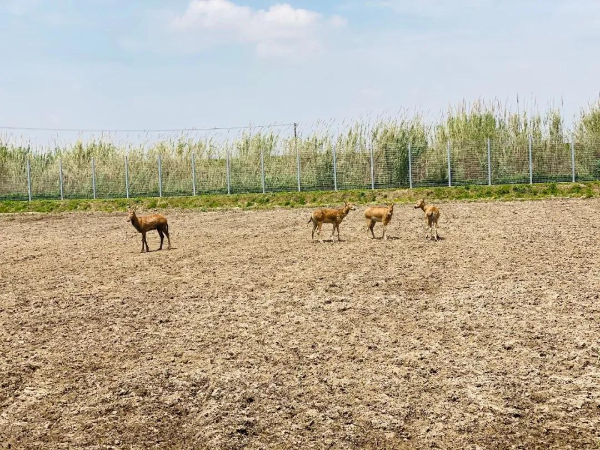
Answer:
[
  {"xmin": 329, "ymin": 15, "xmax": 348, "ymax": 28},
  {"xmin": 169, "ymin": 0, "xmax": 346, "ymax": 58}
]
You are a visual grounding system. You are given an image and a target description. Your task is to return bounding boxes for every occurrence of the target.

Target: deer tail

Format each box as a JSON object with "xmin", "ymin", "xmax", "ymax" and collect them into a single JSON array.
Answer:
[{"xmin": 307, "ymin": 216, "xmax": 314, "ymax": 225}]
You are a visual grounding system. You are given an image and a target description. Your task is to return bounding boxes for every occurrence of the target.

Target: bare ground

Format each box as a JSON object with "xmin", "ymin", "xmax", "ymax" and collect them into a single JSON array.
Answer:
[{"xmin": 1, "ymin": 199, "xmax": 599, "ymax": 449}]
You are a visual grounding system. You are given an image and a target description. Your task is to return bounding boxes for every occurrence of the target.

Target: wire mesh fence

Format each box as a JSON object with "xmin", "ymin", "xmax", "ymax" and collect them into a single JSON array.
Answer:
[{"xmin": 1, "ymin": 138, "xmax": 599, "ymax": 201}]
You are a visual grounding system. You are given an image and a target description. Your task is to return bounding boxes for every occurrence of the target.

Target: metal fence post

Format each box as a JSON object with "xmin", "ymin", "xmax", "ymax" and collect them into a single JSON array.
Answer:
[
  {"xmin": 125, "ymin": 155, "xmax": 130, "ymax": 199},
  {"xmin": 408, "ymin": 143, "xmax": 413, "ymax": 189},
  {"xmin": 447, "ymin": 140, "xmax": 452, "ymax": 187},
  {"xmin": 295, "ymin": 123, "xmax": 301, "ymax": 192},
  {"xmin": 191, "ymin": 153, "xmax": 196, "ymax": 196},
  {"xmin": 260, "ymin": 146, "xmax": 266, "ymax": 194},
  {"xmin": 26, "ymin": 158, "xmax": 32, "ymax": 202},
  {"xmin": 332, "ymin": 144, "xmax": 338, "ymax": 191},
  {"xmin": 59, "ymin": 158, "xmax": 64, "ymax": 200},
  {"xmin": 226, "ymin": 148, "xmax": 231, "ymax": 195},
  {"xmin": 157, "ymin": 154, "xmax": 162, "ymax": 197},
  {"xmin": 370, "ymin": 142, "xmax": 375, "ymax": 190},
  {"xmin": 528, "ymin": 135, "xmax": 533, "ymax": 184},
  {"xmin": 91, "ymin": 157, "xmax": 97, "ymax": 199},
  {"xmin": 487, "ymin": 138, "xmax": 492, "ymax": 186},
  {"xmin": 570, "ymin": 137, "xmax": 576, "ymax": 183}
]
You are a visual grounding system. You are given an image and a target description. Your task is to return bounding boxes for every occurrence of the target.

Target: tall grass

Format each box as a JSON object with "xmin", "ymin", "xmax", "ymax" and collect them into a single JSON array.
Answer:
[{"xmin": 1, "ymin": 100, "xmax": 600, "ymax": 200}]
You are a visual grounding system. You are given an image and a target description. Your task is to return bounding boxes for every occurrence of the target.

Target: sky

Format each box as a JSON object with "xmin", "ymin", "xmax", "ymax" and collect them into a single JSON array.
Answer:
[{"xmin": 1, "ymin": 0, "xmax": 600, "ymax": 142}]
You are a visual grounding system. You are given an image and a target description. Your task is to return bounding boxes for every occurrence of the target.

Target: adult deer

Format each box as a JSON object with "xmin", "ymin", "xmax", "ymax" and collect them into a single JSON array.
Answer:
[
  {"xmin": 308, "ymin": 202, "xmax": 356, "ymax": 243},
  {"xmin": 127, "ymin": 209, "xmax": 171, "ymax": 252}
]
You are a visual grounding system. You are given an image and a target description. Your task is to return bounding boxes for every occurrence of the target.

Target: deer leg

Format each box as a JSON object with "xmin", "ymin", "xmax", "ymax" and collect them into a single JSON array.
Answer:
[
  {"xmin": 434, "ymin": 220, "xmax": 439, "ymax": 241},
  {"xmin": 141, "ymin": 232, "xmax": 147, "ymax": 252},
  {"xmin": 429, "ymin": 218, "xmax": 436, "ymax": 241},
  {"xmin": 312, "ymin": 222, "xmax": 317, "ymax": 240},
  {"xmin": 164, "ymin": 228, "xmax": 171, "ymax": 250},
  {"xmin": 367, "ymin": 220, "xmax": 375, "ymax": 239},
  {"xmin": 336, "ymin": 223, "xmax": 341, "ymax": 242},
  {"xmin": 382, "ymin": 223, "xmax": 387, "ymax": 240},
  {"xmin": 158, "ymin": 229, "xmax": 164, "ymax": 250},
  {"xmin": 424, "ymin": 217, "xmax": 430, "ymax": 240},
  {"xmin": 318, "ymin": 223, "xmax": 323, "ymax": 243}
]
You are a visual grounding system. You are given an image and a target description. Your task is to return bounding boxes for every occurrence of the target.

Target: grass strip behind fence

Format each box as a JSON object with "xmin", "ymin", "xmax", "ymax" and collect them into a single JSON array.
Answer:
[{"xmin": 1, "ymin": 182, "xmax": 598, "ymax": 215}]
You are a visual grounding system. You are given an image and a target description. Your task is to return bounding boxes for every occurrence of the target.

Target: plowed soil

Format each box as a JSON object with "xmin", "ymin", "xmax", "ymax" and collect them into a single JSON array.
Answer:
[{"xmin": 1, "ymin": 199, "xmax": 599, "ymax": 449}]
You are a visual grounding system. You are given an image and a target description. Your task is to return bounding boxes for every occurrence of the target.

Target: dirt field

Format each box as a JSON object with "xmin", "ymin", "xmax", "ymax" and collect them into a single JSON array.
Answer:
[{"xmin": 1, "ymin": 199, "xmax": 599, "ymax": 449}]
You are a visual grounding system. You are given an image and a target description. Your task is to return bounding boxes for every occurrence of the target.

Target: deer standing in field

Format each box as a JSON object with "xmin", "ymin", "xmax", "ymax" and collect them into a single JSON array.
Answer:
[
  {"xmin": 127, "ymin": 209, "xmax": 171, "ymax": 253},
  {"xmin": 308, "ymin": 202, "xmax": 356, "ymax": 243},
  {"xmin": 364, "ymin": 204, "xmax": 394, "ymax": 240},
  {"xmin": 414, "ymin": 199, "xmax": 440, "ymax": 241}
]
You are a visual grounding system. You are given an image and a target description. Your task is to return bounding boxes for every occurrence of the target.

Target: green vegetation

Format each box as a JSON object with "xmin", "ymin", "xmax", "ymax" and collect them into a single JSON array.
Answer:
[
  {"xmin": 1, "ymin": 100, "xmax": 600, "ymax": 201},
  {"xmin": 1, "ymin": 182, "xmax": 598, "ymax": 214}
]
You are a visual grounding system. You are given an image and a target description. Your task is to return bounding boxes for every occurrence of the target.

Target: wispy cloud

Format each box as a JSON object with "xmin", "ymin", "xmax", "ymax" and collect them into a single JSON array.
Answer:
[{"xmin": 167, "ymin": 0, "xmax": 346, "ymax": 58}]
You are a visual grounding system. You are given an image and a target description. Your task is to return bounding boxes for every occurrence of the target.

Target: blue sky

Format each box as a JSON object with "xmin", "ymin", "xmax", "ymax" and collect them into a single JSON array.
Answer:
[{"xmin": 1, "ymin": 0, "xmax": 600, "ymax": 139}]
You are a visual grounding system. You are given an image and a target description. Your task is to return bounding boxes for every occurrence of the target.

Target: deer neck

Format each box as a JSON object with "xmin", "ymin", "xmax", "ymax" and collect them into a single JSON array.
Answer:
[{"xmin": 131, "ymin": 215, "xmax": 143, "ymax": 232}]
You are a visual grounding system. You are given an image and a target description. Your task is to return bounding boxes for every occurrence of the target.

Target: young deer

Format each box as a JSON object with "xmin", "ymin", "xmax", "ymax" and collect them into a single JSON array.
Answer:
[
  {"xmin": 364, "ymin": 204, "xmax": 394, "ymax": 240},
  {"xmin": 308, "ymin": 202, "xmax": 356, "ymax": 243},
  {"xmin": 127, "ymin": 209, "xmax": 171, "ymax": 253},
  {"xmin": 414, "ymin": 199, "xmax": 440, "ymax": 241}
]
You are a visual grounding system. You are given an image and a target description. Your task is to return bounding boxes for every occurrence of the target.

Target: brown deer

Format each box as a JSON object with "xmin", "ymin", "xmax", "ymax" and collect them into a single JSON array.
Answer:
[
  {"xmin": 364, "ymin": 204, "xmax": 394, "ymax": 240},
  {"xmin": 414, "ymin": 199, "xmax": 440, "ymax": 241},
  {"xmin": 127, "ymin": 209, "xmax": 171, "ymax": 253},
  {"xmin": 308, "ymin": 202, "xmax": 356, "ymax": 243}
]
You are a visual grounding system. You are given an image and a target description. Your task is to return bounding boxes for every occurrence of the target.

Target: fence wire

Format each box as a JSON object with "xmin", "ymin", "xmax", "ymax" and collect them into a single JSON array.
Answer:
[{"xmin": 1, "ymin": 138, "xmax": 599, "ymax": 201}]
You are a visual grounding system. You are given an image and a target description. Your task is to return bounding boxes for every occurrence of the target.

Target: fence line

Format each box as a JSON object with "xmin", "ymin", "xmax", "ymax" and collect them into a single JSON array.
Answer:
[
  {"xmin": 191, "ymin": 153, "xmax": 196, "ymax": 196},
  {"xmin": 125, "ymin": 156, "xmax": 130, "ymax": 199},
  {"xmin": 59, "ymin": 159, "xmax": 64, "ymax": 200},
  {"xmin": 1, "ymin": 138, "xmax": 599, "ymax": 201}
]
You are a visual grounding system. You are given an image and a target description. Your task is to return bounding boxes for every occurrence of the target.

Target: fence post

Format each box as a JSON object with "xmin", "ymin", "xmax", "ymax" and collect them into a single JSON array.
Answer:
[
  {"xmin": 226, "ymin": 148, "xmax": 231, "ymax": 195},
  {"xmin": 447, "ymin": 140, "xmax": 452, "ymax": 187},
  {"xmin": 59, "ymin": 158, "xmax": 64, "ymax": 200},
  {"xmin": 27, "ymin": 158, "xmax": 32, "ymax": 202},
  {"xmin": 570, "ymin": 137, "xmax": 576, "ymax": 183},
  {"xmin": 91, "ymin": 157, "xmax": 97, "ymax": 199},
  {"xmin": 332, "ymin": 144, "xmax": 338, "ymax": 191},
  {"xmin": 528, "ymin": 135, "xmax": 533, "ymax": 184},
  {"xmin": 408, "ymin": 142, "xmax": 413, "ymax": 189},
  {"xmin": 370, "ymin": 142, "xmax": 375, "ymax": 190},
  {"xmin": 295, "ymin": 123, "xmax": 301, "ymax": 192},
  {"xmin": 260, "ymin": 146, "xmax": 266, "ymax": 194},
  {"xmin": 191, "ymin": 153, "xmax": 196, "ymax": 196},
  {"xmin": 157, "ymin": 154, "xmax": 162, "ymax": 197},
  {"xmin": 487, "ymin": 138, "xmax": 492, "ymax": 186},
  {"xmin": 125, "ymin": 155, "xmax": 130, "ymax": 199}
]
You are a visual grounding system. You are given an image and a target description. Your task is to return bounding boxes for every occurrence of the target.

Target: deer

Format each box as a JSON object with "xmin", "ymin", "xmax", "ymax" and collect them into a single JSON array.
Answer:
[
  {"xmin": 364, "ymin": 204, "xmax": 394, "ymax": 240},
  {"xmin": 414, "ymin": 199, "xmax": 440, "ymax": 241},
  {"xmin": 308, "ymin": 202, "xmax": 356, "ymax": 243},
  {"xmin": 127, "ymin": 209, "xmax": 171, "ymax": 253}
]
